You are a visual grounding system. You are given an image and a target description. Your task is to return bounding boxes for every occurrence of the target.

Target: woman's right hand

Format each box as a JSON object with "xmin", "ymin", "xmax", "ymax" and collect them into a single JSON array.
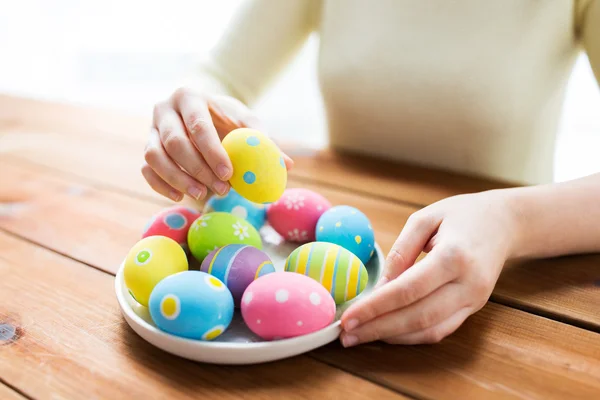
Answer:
[{"xmin": 142, "ymin": 88, "xmax": 292, "ymax": 202}]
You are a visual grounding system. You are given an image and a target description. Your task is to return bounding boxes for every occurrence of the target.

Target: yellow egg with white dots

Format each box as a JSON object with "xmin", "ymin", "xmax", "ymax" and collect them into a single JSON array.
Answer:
[
  {"xmin": 123, "ymin": 236, "xmax": 188, "ymax": 307},
  {"xmin": 222, "ymin": 128, "xmax": 287, "ymax": 204}
]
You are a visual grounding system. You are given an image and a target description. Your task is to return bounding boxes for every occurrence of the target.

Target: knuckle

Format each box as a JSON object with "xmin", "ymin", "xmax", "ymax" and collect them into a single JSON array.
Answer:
[
  {"xmin": 362, "ymin": 325, "xmax": 382, "ymax": 342},
  {"xmin": 472, "ymin": 272, "xmax": 494, "ymax": 300},
  {"xmin": 407, "ymin": 211, "xmax": 433, "ymax": 231},
  {"xmin": 143, "ymin": 146, "xmax": 161, "ymax": 166},
  {"xmin": 441, "ymin": 242, "xmax": 475, "ymax": 275},
  {"xmin": 415, "ymin": 310, "xmax": 436, "ymax": 331},
  {"xmin": 152, "ymin": 102, "xmax": 168, "ymax": 121},
  {"xmin": 396, "ymin": 284, "xmax": 419, "ymax": 307},
  {"xmin": 171, "ymin": 86, "xmax": 190, "ymax": 103},
  {"xmin": 386, "ymin": 249, "xmax": 407, "ymax": 269},
  {"xmin": 140, "ymin": 163, "xmax": 152, "ymax": 179},
  {"xmin": 162, "ymin": 131, "xmax": 185, "ymax": 155},
  {"xmin": 424, "ymin": 327, "xmax": 446, "ymax": 344},
  {"xmin": 189, "ymin": 162, "xmax": 208, "ymax": 181},
  {"xmin": 187, "ymin": 115, "xmax": 213, "ymax": 136},
  {"xmin": 358, "ymin": 301, "xmax": 380, "ymax": 323}
]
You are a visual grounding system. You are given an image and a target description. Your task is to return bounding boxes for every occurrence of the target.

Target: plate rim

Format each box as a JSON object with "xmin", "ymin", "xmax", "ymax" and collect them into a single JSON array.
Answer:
[{"xmin": 114, "ymin": 242, "xmax": 384, "ymax": 356}]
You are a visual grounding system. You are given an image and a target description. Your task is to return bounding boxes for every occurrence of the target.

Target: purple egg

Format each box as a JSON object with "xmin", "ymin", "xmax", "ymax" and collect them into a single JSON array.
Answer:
[{"xmin": 200, "ymin": 244, "xmax": 276, "ymax": 307}]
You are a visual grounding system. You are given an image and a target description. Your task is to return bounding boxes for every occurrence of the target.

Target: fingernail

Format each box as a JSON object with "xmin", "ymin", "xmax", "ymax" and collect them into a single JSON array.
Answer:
[
  {"xmin": 213, "ymin": 180, "xmax": 229, "ymax": 195},
  {"xmin": 217, "ymin": 164, "xmax": 231, "ymax": 180},
  {"xmin": 342, "ymin": 335, "xmax": 358, "ymax": 348},
  {"xmin": 170, "ymin": 191, "xmax": 183, "ymax": 202},
  {"xmin": 345, "ymin": 319, "xmax": 359, "ymax": 331},
  {"xmin": 187, "ymin": 186, "xmax": 204, "ymax": 200}
]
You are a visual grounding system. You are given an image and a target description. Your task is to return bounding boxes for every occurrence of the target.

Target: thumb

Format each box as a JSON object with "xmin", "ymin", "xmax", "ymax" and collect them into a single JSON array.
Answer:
[{"xmin": 377, "ymin": 211, "xmax": 441, "ymax": 288}]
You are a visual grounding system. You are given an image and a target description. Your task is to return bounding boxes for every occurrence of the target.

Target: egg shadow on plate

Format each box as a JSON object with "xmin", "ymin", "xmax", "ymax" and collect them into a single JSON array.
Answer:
[{"xmin": 118, "ymin": 319, "xmax": 336, "ymax": 393}]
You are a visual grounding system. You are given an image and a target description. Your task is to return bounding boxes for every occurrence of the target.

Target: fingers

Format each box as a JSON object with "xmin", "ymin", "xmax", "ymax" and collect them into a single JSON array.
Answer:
[
  {"xmin": 174, "ymin": 90, "xmax": 233, "ymax": 182},
  {"xmin": 341, "ymin": 246, "xmax": 458, "ymax": 331},
  {"xmin": 144, "ymin": 127, "xmax": 207, "ymax": 200},
  {"xmin": 340, "ymin": 283, "xmax": 465, "ymax": 347},
  {"xmin": 154, "ymin": 105, "xmax": 221, "ymax": 197},
  {"xmin": 141, "ymin": 163, "xmax": 182, "ymax": 202},
  {"xmin": 377, "ymin": 211, "xmax": 441, "ymax": 288},
  {"xmin": 282, "ymin": 152, "xmax": 295, "ymax": 170},
  {"xmin": 383, "ymin": 306, "xmax": 472, "ymax": 345}
]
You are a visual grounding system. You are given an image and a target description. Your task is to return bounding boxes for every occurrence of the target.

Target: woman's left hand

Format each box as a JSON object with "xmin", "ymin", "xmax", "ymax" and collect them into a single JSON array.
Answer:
[{"xmin": 339, "ymin": 189, "xmax": 520, "ymax": 347}]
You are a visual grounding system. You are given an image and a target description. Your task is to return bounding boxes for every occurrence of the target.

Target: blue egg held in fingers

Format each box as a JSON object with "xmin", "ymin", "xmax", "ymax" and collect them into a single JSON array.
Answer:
[
  {"xmin": 148, "ymin": 271, "xmax": 234, "ymax": 340},
  {"xmin": 316, "ymin": 205, "xmax": 375, "ymax": 264},
  {"xmin": 203, "ymin": 187, "xmax": 267, "ymax": 230}
]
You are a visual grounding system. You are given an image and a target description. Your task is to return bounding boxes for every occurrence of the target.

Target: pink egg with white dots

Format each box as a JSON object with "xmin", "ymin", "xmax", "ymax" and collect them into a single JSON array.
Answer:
[
  {"xmin": 241, "ymin": 272, "xmax": 336, "ymax": 340},
  {"xmin": 142, "ymin": 206, "xmax": 201, "ymax": 252},
  {"xmin": 267, "ymin": 188, "xmax": 331, "ymax": 243}
]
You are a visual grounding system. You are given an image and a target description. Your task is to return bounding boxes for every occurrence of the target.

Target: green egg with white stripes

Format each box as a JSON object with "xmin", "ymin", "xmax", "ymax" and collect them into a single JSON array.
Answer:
[{"xmin": 284, "ymin": 241, "xmax": 369, "ymax": 304}]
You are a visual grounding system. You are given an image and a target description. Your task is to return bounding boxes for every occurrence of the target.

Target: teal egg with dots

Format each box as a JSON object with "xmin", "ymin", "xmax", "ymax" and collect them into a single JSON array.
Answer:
[
  {"xmin": 316, "ymin": 205, "xmax": 375, "ymax": 264},
  {"xmin": 148, "ymin": 270, "xmax": 234, "ymax": 340},
  {"xmin": 204, "ymin": 188, "xmax": 267, "ymax": 230}
]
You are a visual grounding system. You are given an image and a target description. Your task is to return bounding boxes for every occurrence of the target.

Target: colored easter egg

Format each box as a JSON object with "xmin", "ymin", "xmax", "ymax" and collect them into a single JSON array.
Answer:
[
  {"xmin": 204, "ymin": 188, "xmax": 266, "ymax": 230},
  {"xmin": 201, "ymin": 244, "xmax": 276, "ymax": 307},
  {"xmin": 222, "ymin": 128, "xmax": 287, "ymax": 204},
  {"xmin": 149, "ymin": 270, "xmax": 234, "ymax": 340},
  {"xmin": 316, "ymin": 205, "xmax": 375, "ymax": 264},
  {"xmin": 124, "ymin": 236, "xmax": 188, "ymax": 306},
  {"xmin": 241, "ymin": 272, "xmax": 336, "ymax": 340},
  {"xmin": 284, "ymin": 242, "xmax": 368, "ymax": 304},
  {"xmin": 187, "ymin": 212, "xmax": 262, "ymax": 263},
  {"xmin": 267, "ymin": 188, "xmax": 331, "ymax": 243},
  {"xmin": 142, "ymin": 206, "xmax": 201, "ymax": 252}
]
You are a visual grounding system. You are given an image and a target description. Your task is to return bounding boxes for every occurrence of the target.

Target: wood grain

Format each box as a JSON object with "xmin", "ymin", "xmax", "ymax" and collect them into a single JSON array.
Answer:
[
  {"xmin": 3, "ymin": 95, "xmax": 600, "ymax": 398},
  {"xmin": 312, "ymin": 303, "xmax": 600, "ymax": 400},
  {"xmin": 286, "ymin": 148, "xmax": 515, "ymax": 206},
  {"xmin": 0, "ymin": 158, "xmax": 408, "ymax": 273},
  {"xmin": 0, "ymin": 94, "xmax": 512, "ymax": 205},
  {"xmin": 0, "ymin": 384, "xmax": 26, "ymax": 400},
  {"xmin": 3, "ymin": 200, "xmax": 600, "ymax": 399},
  {"xmin": 0, "ymin": 231, "xmax": 406, "ymax": 400},
  {"xmin": 2, "ymin": 156, "xmax": 600, "ymax": 333}
]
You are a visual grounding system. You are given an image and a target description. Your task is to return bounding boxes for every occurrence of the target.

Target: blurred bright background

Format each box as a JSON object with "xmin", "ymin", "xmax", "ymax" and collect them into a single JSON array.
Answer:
[{"xmin": 1, "ymin": 0, "xmax": 599, "ymax": 182}]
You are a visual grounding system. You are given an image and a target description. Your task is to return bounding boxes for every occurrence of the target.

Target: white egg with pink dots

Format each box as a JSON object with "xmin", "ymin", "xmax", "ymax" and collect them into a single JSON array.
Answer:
[{"xmin": 241, "ymin": 272, "xmax": 336, "ymax": 340}]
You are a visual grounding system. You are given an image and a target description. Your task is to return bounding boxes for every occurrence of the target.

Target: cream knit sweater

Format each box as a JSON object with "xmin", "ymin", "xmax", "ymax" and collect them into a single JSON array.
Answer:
[{"xmin": 190, "ymin": 0, "xmax": 600, "ymax": 184}]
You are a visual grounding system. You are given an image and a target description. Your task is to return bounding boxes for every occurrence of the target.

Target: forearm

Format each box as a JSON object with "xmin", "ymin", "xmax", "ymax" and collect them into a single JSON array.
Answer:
[{"xmin": 506, "ymin": 173, "xmax": 600, "ymax": 259}]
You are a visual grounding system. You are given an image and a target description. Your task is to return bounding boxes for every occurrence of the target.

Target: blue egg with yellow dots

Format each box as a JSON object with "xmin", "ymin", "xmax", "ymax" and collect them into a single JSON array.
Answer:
[
  {"xmin": 148, "ymin": 270, "xmax": 234, "ymax": 340},
  {"xmin": 316, "ymin": 205, "xmax": 375, "ymax": 264},
  {"xmin": 203, "ymin": 188, "xmax": 267, "ymax": 230}
]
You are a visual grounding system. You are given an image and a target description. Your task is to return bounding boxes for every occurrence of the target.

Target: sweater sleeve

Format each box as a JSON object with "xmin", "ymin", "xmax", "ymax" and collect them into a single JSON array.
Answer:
[
  {"xmin": 183, "ymin": 0, "xmax": 321, "ymax": 106},
  {"xmin": 580, "ymin": 0, "xmax": 600, "ymax": 86}
]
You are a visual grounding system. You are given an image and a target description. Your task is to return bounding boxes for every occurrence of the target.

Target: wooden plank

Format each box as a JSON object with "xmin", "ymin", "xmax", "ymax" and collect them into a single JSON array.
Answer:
[
  {"xmin": 287, "ymin": 148, "xmax": 514, "ymax": 206},
  {"xmin": 0, "ymin": 231, "xmax": 406, "ymax": 400},
  {"xmin": 2, "ymin": 156, "xmax": 600, "ymax": 333},
  {"xmin": 0, "ymin": 158, "xmax": 161, "ymax": 271},
  {"xmin": 0, "ymin": 94, "xmax": 511, "ymax": 205},
  {"xmin": 3, "ymin": 98, "xmax": 598, "ymax": 397},
  {"xmin": 312, "ymin": 303, "xmax": 600, "ymax": 400},
  {"xmin": 0, "ymin": 384, "xmax": 27, "ymax": 400},
  {"xmin": 0, "ymin": 158, "xmax": 405, "ymax": 273},
  {"xmin": 4, "ymin": 220, "xmax": 600, "ymax": 399}
]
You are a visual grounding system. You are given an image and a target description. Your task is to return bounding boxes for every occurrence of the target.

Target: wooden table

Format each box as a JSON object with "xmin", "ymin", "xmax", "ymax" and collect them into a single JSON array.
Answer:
[{"xmin": 1, "ymin": 95, "xmax": 600, "ymax": 400}]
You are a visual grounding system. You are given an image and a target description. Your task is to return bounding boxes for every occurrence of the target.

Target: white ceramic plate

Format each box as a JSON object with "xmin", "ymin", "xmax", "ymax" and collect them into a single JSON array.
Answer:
[{"xmin": 115, "ymin": 226, "xmax": 383, "ymax": 365}]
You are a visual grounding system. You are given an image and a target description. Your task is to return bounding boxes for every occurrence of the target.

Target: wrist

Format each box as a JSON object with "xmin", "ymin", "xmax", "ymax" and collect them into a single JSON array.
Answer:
[{"xmin": 496, "ymin": 187, "xmax": 535, "ymax": 260}]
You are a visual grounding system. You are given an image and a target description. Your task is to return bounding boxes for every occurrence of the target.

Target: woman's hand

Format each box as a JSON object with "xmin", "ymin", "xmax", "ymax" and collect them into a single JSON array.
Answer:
[
  {"xmin": 339, "ymin": 189, "xmax": 519, "ymax": 346},
  {"xmin": 142, "ymin": 88, "xmax": 293, "ymax": 202}
]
